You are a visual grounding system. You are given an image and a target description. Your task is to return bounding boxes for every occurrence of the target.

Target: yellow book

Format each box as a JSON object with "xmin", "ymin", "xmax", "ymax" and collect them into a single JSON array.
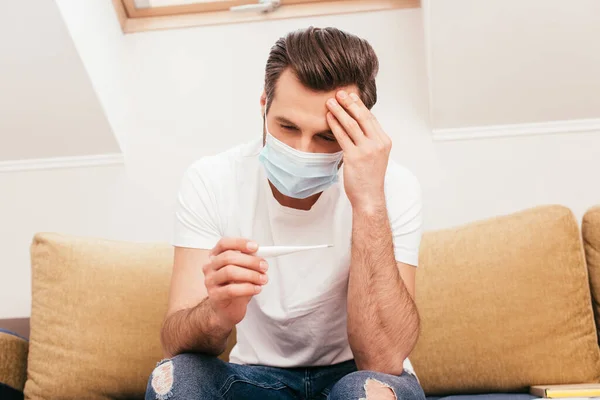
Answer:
[{"xmin": 530, "ymin": 384, "xmax": 600, "ymax": 398}]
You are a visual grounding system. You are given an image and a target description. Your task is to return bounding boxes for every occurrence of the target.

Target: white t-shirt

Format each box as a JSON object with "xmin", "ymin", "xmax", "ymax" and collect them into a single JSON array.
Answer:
[{"xmin": 173, "ymin": 137, "xmax": 423, "ymax": 374}]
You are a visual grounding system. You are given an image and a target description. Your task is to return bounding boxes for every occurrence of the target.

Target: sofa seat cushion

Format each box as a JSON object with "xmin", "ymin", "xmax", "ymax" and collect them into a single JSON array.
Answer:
[
  {"xmin": 0, "ymin": 330, "xmax": 28, "ymax": 394},
  {"xmin": 426, "ymin": 394, "xmax": 537, "ymax": 400}
]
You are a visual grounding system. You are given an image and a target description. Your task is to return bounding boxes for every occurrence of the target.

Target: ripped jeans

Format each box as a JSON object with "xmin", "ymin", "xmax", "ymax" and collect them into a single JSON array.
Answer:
[{"xmin": 145, "ymin": 353, "xmax": 426, "ymax": 400}]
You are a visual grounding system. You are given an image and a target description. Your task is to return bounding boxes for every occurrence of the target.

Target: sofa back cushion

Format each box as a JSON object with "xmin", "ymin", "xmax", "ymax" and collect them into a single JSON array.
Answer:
[
  {"xmin": 24, "ymin": 233, "xmax": 173, "ymax": 400},
  {"xmin": 411, "ymin": 205, "xmax": 600, "ymax": 395},
  {"xmin": 24, "ymin": 205, "xmax": 600, "ymax": 398},
  {"xmin": 583, "ymin": 205, "xmax": 600, "ymax": 341}
]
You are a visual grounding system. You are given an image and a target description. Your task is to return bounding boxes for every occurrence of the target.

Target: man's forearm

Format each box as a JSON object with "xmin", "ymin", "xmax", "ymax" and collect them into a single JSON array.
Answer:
[
  {"xmin": 160, "ymin": 297, "xmax": 233, "ymax": 358},
  {"xmin": 347, "ymin": 203, "xmax": 420, "ymax": 374}
]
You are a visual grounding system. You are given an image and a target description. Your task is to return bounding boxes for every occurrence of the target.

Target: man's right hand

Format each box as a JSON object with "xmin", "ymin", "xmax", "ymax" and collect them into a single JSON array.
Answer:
[{"xmin": 204, "ymin": 237, "xmax": 268, "ymax": 329}]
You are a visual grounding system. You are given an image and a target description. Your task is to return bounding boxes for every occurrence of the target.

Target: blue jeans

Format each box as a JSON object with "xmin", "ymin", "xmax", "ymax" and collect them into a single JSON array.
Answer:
[{"xmin": 145, "ymin": 353, "xmax": 426, "ymax": 400}]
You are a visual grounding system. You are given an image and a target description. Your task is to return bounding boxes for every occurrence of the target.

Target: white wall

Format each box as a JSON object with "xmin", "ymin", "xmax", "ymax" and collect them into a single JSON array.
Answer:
[
  {"xmin": 1, "ymin": 0, "xmax": 599, "ymax": 318},
  {"xmin": 426, "ymin": 0, "xmax": 600, "ymax": 129},
  {"xmin": 0, "ymin": 1, "xmax": 120, "ymax": 162},
  {"xmin": 0, "ymin": 165, "xmax": 171, "ymax": 318}
]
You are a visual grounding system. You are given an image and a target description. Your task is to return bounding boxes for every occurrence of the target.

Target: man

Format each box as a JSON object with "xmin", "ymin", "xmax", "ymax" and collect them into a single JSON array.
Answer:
[{"xmin": 146, "ymin": 27, "xmax": 425, "ymax": 400}]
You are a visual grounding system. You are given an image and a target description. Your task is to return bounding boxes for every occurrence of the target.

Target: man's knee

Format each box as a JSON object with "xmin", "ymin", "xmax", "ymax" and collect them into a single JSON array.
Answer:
[
  {"xmin": 364, "ymin": 378, "xmax": 396, "ymax": 400},
  {"xmin": 330, "ymin": 370, "xmax": 423, "ymax": 400},
  {"xmin": 146, "ymin": 353, "xmax": 224, "ymax": 400}
]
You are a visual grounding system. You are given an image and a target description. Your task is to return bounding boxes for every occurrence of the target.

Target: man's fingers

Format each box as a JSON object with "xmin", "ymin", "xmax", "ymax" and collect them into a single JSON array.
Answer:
[
  {"xmin": 211, "ymin": 265, "xmax": 268, "ymax": 286},
  {"xmin": 326, "ymin": 98, "xmax": 366, "ymax": 145},
  {"xmin": 337, "ymin": 91, "xmax": 378, "ymax": 139},
  {"xmin": 349, "ymin": 93, "xmax": 392, "ymax": 148},
  {"xmin": 327, "ymin": 112, "xmax": 354, "ymax": 151},
  {"xmin": 210, "ymin": 250, "xmax": 267, "ymax": 273},
  {"xmin": 347, "ymin": 92, "xmax": 390, "ymax": 146},
  {"xmin": 336, "ymin": 91, "xmax": 363, "ymax": 120},
  {"xmin": 210, "ymin": 283, "xmax": 262, "ymax": 301},
  {"xmin": 210, "ymin": 237, "xmax": 258, "ymax": 257}
]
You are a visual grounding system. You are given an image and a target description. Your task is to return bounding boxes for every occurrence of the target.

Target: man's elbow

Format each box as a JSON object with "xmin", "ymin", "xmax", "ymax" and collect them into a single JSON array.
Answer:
[
  {"xmin": 360, "ymin": 321, "xmax": 421, "ymax": 374},
  {"xmin": 402, "ymin": 316, "xmax": 421, "ymax": 358},
  {"xmin": 160, "ymin": 319, "xmax": 227, "ymax": 359},
  {"xmin": 160, "ymin": 322, "xmax": 180, "ymax": 359},
  {"xmin": 357, "ymin": 358, "xmax": 406, "ymax": 376},
  {"xmin": 160, "ymin": 315, "xmax": 190, "ymax": 358},
  {"xmin": 358, "ymin": 346, "xmax": 418, "ymax": 375}
]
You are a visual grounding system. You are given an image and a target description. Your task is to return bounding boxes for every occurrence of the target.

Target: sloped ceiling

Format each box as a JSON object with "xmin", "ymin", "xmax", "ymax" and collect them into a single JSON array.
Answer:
[
  {"xmin": 425, "ymin": 0, "xmax": 600, "ymax": 130},
  {"xmin": 0, "ymin": 0, "xmax": 121, "ymax": 162}
]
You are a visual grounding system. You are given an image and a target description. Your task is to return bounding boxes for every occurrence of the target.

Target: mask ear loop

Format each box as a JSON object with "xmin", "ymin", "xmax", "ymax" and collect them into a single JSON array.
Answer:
[
  {"xmin": 264, "ymin": 109, "xmax": 269, "ymax": 134},
  {"xmin": 263, "ymin": 96, "xmax": 270, "ymax": 133},
  {"xmin": 262, "ymin": 103, "xmax": 269, "ymax": 145}
]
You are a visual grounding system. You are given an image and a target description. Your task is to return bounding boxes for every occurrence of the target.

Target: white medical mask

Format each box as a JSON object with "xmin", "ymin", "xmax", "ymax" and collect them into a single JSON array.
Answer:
[{"xmin": 259, "ymin": 113, "xmax": 343, "ymax": 199}]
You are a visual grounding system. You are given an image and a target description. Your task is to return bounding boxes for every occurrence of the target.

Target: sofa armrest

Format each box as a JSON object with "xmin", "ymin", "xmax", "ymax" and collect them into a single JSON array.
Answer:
[{"xmin": 0, "ymin": 329, "xmax": 28, "ymax": 393}]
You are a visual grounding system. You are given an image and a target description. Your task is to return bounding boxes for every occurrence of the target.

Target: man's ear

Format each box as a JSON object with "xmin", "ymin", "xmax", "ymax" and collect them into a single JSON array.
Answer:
[{"xmin": 260, "ymin": 91, "xmax": 267, "ymax": 114}]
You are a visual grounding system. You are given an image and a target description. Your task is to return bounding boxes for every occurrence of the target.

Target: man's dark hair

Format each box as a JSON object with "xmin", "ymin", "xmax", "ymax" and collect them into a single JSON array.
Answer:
[{"xmin": 264, "ymin": 27, "xmax": 379, "ymax": 111}]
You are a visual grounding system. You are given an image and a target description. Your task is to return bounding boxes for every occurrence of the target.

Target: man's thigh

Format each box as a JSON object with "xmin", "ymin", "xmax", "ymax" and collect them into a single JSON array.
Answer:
[
  {"xmin": 145, "ymin": 353, "xmax": 298, "ymax": 400},
  {"xmin": 327, "ymin": 369, "xmax": 426, "ymax": 400}
]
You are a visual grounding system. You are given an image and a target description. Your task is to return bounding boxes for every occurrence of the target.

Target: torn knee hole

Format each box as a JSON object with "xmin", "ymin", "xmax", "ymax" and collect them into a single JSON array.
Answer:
[
  {"xmin": 363, "ymin": 378, "xmax": 397, "ymax": 400},
  {"xmin": 151, "ymin": 359, "xmax": 174, "ymax": 400}
]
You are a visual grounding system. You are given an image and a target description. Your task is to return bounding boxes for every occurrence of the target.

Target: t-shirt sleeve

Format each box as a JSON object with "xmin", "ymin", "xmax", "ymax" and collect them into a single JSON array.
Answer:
[
  {"xmin": 172, "ymin": 160, "xmax": 223, "ymax": 250},
  {"xmin": 385, "ymin": 163, "xmax": 424, "ymax": 267}
]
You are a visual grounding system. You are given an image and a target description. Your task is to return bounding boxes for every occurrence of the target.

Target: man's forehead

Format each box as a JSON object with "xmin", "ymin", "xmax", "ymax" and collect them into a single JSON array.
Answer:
[{"xmin": 271, "ymin": 69, "xmax": 357, "ymax": 112}]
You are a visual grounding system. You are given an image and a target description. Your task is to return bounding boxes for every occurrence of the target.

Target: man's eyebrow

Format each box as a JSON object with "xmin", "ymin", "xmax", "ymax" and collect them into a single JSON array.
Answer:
[
  {"xmin": 274, "ymin": 116, "xmax": 299, "ymax": 127},
  {"xmin": 317, "ymin": 129, "xmax": 335, "ymax": 137},
  {"xmin": 274, "ymin": 116, "xmax": 334, "ymax": 137}
]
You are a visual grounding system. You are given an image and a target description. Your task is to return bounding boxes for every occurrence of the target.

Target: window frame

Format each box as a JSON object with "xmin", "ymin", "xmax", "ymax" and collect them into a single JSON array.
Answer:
[{"xmin": 113, "ymin": 0, "xmax": 420, "ymax": 33}]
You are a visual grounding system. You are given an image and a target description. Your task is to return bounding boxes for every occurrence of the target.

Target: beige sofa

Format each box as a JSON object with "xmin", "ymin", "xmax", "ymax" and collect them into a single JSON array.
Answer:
[{"xmin": 1, "ymin": 204, "xmax": 600, "ymax": 399}]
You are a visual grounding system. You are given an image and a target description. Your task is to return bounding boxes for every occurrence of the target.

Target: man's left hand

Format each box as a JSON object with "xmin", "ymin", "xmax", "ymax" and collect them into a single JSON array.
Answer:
[{"xmin": 326, "ymin": 90, "xmax": 391, "ymax": 212}]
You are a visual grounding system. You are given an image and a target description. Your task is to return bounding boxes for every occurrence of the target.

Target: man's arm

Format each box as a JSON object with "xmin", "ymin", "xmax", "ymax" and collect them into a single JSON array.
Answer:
[
  {"xmin": 161, "ymin": 239, "xmax": 267, "ymax": 359},
  {"xmin": 160, "ymin": 247, "xmax": 231, "ymax": 358},
  {"xmin": 325, "ymin": 89, "xmax": 421, "ymax": 375},
  {"xmin": 347, "ymin": 204, "xmax": 420, "ymax": 374}
]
